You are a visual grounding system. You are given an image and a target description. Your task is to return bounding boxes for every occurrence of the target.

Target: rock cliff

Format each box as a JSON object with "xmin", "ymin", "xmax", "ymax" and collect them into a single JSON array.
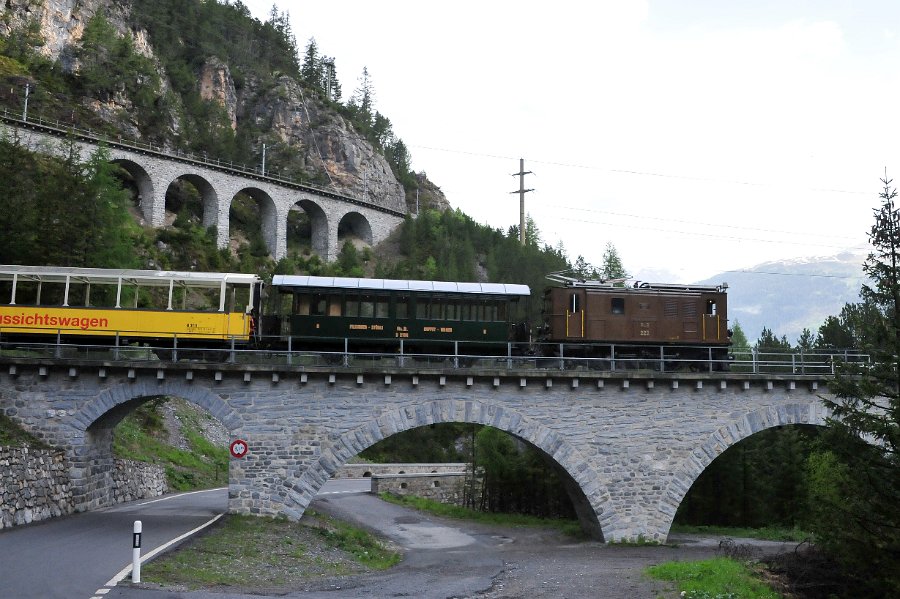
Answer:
[{"xmin": 1, "ymin": 0, "xmax": 448, "ymax": 215}]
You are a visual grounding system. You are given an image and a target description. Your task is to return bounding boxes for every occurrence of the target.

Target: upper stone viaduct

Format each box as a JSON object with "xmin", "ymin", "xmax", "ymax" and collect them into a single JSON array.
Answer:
[
  {"xmin": 0, "ymin": 112, "xmax": 405, "ymax": 261},
  {"xmin": 0, "ymin": 355, "xmax": 833, "ymax": 543}
]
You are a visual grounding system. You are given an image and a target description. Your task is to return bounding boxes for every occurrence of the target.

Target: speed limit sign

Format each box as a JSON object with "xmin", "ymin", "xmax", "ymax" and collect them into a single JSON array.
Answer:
[{"xmin": 229, "ymin": 439, "xmax": 248, "ymax": 459}]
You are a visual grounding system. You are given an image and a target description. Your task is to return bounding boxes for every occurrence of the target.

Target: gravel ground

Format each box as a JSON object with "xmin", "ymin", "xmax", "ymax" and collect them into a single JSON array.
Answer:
[{"xmin": 109, "ymin": 491, "xmax": 796, "ymax": 599}]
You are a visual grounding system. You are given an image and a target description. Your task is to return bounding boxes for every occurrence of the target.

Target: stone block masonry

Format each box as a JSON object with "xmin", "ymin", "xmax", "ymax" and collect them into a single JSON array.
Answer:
[
  {"xmin": 0, "ymin": 444, "xmax": 167, "ymax": 530},
  {"xmin": 372, "ymin": 472, "xmax": 468, "ymax": 505},
  {"xmin": 0, "ymin": 358, "xmax": 833, "ymax": 542}
]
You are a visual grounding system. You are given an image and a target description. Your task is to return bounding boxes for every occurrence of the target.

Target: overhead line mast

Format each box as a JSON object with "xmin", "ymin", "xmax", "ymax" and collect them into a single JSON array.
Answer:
[{"xmin": 510, "ymin": 158, "xmax": 533, "ymax": 245}]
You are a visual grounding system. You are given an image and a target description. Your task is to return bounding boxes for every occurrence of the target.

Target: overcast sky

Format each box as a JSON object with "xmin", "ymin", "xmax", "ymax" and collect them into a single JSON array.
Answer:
[{"xmin": 242, "ymin": 1, "xmax": 900, "ymax": 283}]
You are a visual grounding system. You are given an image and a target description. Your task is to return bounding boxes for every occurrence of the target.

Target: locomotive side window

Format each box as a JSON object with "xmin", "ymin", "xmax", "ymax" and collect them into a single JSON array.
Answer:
[
  {"xmin": 611, "ymin": 298, "xmax": 625, "ymax": 315},
  {"xmin": 570, "ymin": 292, "xmax": 581, "ymax": 312},
  {"xmin": 706, "ymin": 299, "xmax": 717, "ymax": 315}
]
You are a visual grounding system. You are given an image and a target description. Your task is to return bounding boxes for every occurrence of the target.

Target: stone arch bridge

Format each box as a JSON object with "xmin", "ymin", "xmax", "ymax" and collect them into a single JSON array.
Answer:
[
  {"xmin": 0, "ymin": 356, "xmax": 832, "ymax": 543},
  {"xmin": 0, "ymin": 113, "xmax": 405, "ymax": 261}
]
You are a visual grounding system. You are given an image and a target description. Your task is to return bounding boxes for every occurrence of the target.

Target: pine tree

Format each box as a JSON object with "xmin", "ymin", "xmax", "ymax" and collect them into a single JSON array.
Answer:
[
  {"xmin": 600, "ymin": 242, "xmax": 626, "ymax": 279},
  {"xmin": 809, "ymin": 176, "xmax": 900, "ymax": 595}
]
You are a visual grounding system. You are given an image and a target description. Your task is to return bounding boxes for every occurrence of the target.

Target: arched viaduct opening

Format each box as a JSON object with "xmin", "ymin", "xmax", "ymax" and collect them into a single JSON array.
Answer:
[
  {"xmin": 675, "ymin": 424, "xmax": 821, "ymax": 531},
  {"xmin": 287, "ymin": 199, "xmax": 328, "ymax": 259},
  {"xmin": 660, "ymin": 403, "xmax": 829, "ymax": 541},
  {"xmin": 165, "ymin": 174, "xmax": 217, "ymax": 229},
  {"xmin": 337, "ymin": 211, "xmax": 373, "ymax": 250},
  {"xmin": 110, "ymin": 159, "xmax": 153, "ymax": 224},
  {"xmin": 283, "ymin": 399, "xmax": 608, "ymax": 541},
  {"xmin": 72, "ymin": 383, "xmax": 239, "ymax": 510},
  {"xmin": 230, "ymin": 187, "xmax": 278, "ymax": 258}
]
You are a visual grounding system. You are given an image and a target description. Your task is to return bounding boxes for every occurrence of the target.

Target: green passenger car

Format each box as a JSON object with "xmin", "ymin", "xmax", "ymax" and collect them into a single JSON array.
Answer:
[{"xmin": 263, "ymin": 276, "xmax": 531, "ymax": 353}]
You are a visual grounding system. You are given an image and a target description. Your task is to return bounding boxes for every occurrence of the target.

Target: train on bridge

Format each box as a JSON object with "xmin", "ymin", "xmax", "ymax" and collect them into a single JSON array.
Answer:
[{"xmin": 0, "ymin": 264, "xmax": 731, "ymax": 370}]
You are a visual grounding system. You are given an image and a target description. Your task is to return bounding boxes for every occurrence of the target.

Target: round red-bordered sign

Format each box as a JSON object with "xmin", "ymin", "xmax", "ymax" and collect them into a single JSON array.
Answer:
[{"xmin": 229, "ymin": 439, "xmax": 248, "ymax": 459}]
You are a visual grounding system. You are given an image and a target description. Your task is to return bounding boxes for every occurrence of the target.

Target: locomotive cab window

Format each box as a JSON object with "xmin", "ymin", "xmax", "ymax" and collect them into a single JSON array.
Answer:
[
  {"xmin": 569, "ymin": 292, "xmax": 581, "ymax": 312},
  {"xmin": 706, "ymin": 299, "xmax": 717, "ymax": 315},
  {"xmin": 611, "ymin": 297, "xmax": 625, "ymax": 315}
]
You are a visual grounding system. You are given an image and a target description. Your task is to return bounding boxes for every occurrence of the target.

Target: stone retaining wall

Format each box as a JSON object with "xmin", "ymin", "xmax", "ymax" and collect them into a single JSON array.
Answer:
[
  {"xmin": 0, "ymin": 445, "xmax": 74, "ymax": 529},
  {"xmin": 371, "ymin": 472, "xmax": 469, "ymax": 505},
  {"xmin": 0, "ymin": 445, "xmax": 167, "ymax": 530}
]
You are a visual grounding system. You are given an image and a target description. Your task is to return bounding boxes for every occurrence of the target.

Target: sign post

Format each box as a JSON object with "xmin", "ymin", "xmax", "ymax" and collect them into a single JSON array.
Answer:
[{"xmin": 132, "ymin": 520, "xmax": 142, "ymax": 583}]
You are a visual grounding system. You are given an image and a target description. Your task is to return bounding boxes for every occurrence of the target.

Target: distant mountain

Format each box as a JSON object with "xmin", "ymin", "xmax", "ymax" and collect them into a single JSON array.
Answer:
[{"xmin": 698, "ymin": 251, "xmax": 867, "ymax": 345}]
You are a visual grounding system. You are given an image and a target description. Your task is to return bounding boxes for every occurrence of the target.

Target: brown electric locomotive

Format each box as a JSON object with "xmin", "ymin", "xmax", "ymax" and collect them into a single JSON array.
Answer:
[{"xmin": 539, "ymin": 274, "xmax": 731, "ymax": 368}]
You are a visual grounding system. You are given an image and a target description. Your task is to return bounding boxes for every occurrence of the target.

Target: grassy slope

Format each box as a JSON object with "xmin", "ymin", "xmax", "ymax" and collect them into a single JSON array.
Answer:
[{"xmin": 112, "ymin": 398, "xmax": 228, "ymax": 491}]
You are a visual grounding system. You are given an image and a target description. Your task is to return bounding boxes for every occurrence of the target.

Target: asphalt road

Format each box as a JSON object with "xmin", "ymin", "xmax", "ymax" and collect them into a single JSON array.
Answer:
[
  {"xmin": 1, "ymin": 480, "xmax": 796, "ymax": 599},
  {"xmin": 0, "ymin": 488, "xmax": 226, "ymax": 599},
  {"xmin": 0, "ymin": 480, "xmax": 373, "ymax": 599}
]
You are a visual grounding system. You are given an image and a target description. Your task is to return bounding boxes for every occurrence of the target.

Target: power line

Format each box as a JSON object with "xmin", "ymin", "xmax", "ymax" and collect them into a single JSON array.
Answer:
[
  {"xmin": 409, "ymin": 143, "xmax": 873, "ymax": 196},
  {"xmin": 546, "ymin": 204, "xmax": 861, "ymax": 243}
]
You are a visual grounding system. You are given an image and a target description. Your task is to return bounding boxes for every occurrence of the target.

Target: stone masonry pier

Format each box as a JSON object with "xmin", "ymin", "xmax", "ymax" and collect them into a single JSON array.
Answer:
[{"xmin": 0, "ymin": 358, "xmax": 832, "ymax": 542}]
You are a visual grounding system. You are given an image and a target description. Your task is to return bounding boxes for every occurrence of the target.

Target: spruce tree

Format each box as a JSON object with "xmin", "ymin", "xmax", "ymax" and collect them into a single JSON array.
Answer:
[{"xmin": 810, "ymin": 176, "xmax": 900, "ymax": 595}]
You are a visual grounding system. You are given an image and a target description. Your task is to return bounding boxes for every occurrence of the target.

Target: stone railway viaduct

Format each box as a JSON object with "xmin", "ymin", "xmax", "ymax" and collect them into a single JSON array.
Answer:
[
  {"xmin": 0, "ymin": 356, "xmax": 833, "ymax": 543},
  {"xmin": 0, "ymin": 113, "xmax": 405, "ymax": 261}
]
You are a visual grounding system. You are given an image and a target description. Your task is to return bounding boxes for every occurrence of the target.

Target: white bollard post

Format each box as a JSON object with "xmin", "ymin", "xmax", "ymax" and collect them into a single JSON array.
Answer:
[{"xmin": 132, "ymin": 520, "xmax": 142, "ymax": 583}]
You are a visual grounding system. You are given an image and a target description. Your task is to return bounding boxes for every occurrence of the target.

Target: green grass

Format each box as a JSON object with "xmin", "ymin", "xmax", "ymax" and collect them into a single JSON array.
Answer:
[
  {"xmin": 379, "ymin": 492, "xmax": 585, "ymax": 538},
  {"xmin": 670, "ymin": 524, "xmax": 811, "ymax": 543},
  {"xmin": 647, "ymin": 557, "xmax": 782, "ymax": 599},
  {"xmin": 0, "ymin": 412, "xmax": 50, "ymax": 448},
  {"xmin": 112, "ymin": 398, "xmax": 228, "ymax": 491},
  {"xmin": 141, "ymin": 513, "xmax": 399, "ymax": 589}
]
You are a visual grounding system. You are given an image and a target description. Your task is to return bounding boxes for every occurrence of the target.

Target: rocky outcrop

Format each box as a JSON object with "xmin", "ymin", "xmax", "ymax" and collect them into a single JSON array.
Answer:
[
  {"xmin": 247, "ymin": 76, "xmax": 406, "ymax": 213},
  {"xmin": 199, "ymin": 57, "xmax": 238, "ymax": 131},
  {"xmin": 1, "ymin": 0, "xmax": 135, "ymax": 71},
  {"xmin": 0, "ymin": 0, "xmax": 437, "ymax": 216}
]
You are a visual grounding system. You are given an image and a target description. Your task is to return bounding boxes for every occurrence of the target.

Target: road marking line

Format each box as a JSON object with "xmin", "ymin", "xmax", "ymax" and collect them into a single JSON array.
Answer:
[
  {"xmin": 104, "ymin": 512, "xmax": 224, "ymax": 587},
  {"xmin": 135, "ymin": 487, "xmax": 227, "ymax": 506},
  {"xmin": 94, "ymin": 589, "xmax": 110, "ymax": 594}
]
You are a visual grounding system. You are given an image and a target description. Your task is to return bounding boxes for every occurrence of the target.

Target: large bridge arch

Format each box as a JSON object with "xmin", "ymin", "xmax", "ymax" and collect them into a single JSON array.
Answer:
[
  {"xmin": 111, "ymin": 158, "xmax": 154, "ymax": 223},
  {"xmin": 337, "ymin": 211, "xmax": 374, "ymax": 247},
  {"xmin": 292, "ymin": 198, "xmax": 329, "ymax": 258},
  {"xmin": 227, "ymin": 186, "xmax": 278, "ymax": 256},
  {"xmin": 280, "ymin": 398, "xmax": 609, "ymax": 540},
  {"xmin": 657, "ymin": 401, "xmax": 830, "ymax": 539},
  {"xmin": 165, "ymin": 172, "xmax": 219, "ymax": 229}
]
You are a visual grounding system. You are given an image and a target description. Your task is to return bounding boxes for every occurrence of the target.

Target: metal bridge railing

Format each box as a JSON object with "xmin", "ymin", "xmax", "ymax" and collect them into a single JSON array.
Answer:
[{"xmin": 0, "ymin": 330, "xmax": 871, "ymax": 376}]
